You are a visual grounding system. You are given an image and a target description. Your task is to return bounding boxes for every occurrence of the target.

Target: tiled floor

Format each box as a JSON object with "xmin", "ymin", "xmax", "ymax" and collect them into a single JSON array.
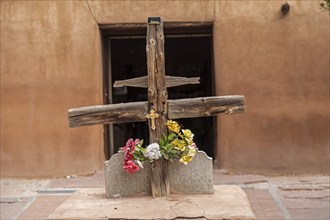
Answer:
[{"xmin": 1, "ymin": 172, "xmax": 329, "ymax": 220}]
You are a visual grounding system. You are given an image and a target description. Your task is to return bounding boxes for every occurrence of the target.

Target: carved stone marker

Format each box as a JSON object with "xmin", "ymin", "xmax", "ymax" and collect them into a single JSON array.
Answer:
[
  {"xmin": 68, "ymin": 17, "xmax": 245, "ymax": 197},
  {"xmin": 105, "ymin": 150, "xmax": 213, "ymax": 197}
]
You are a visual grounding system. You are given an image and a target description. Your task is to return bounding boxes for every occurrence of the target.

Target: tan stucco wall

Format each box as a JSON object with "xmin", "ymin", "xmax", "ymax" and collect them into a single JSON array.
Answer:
[
  {"xmin": 1, "ymin": 1, "xmax": 104, "ymax": 178},
  {"xmin": 1, "ymin": 0, "xmax": 329, "ymax": 177},
  {"xmin": 214, "ymin": 1, "xmax": 330, "ymax": 174}
]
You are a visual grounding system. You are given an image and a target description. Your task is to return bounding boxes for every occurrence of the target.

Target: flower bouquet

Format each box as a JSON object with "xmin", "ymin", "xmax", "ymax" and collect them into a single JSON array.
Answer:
[{"xmin": 121, "ymin": 120, "xmax": 197, "ymax": 174}]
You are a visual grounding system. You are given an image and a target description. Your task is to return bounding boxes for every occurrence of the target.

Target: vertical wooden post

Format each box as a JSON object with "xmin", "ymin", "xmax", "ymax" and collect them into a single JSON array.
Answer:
[{"xmin": 146, "ymin": 17, "xmax": 170, "ymax": 197}]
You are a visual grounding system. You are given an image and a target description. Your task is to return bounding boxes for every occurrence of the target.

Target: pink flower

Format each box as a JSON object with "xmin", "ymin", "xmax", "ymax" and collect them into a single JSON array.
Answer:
[
  {"xmin": 123, "ymin": 138, "xmax": 140, "ymax": 153},
  {"xmin": 123, "ymin": 160, "xmax": 140, "ymax": 174}
]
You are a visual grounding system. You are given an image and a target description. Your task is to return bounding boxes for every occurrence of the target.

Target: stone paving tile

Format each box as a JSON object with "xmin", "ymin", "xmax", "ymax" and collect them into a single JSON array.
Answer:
[
  {"xmin": 272, "ymin": 176, "xmax": 330, "ymax": 220},
  {"xmin": 269, "ymin": 176, "xmax": 330, "ymax": 186},
  {"xmin": 47, "ymin": 172, "xmax": 104, "ymax": 188},
  {"xmin": 283, "ymin": 198, "xmax": 330, "ymax": 220},
  {"xmin": 17, "ymin": 195, "xmax": 70, "ymax": 220},
  {"xmin": 288, "ymin": 208, "xmax": 330, "ymax": 220},
  {"xmin": 0, "ymin": 197, "xmax": 34, "ymax": 220},
  {"xmin": 1, "ymin": 179, "xmax": 50, "ymax": 197},
  {"xmin": 213, "ymin": 171, "xmax": 267, "ymax": 185},
  {"xmin": 282, "ymin": 197, "xmax": 330, "ymax": 209},
  {"xmin": 244, "ymin": 189, "xmax": 284, "ymax": 220},
  {"xmin": 280, "ymin": 190, "xmax": 330, "ymax": 200}
]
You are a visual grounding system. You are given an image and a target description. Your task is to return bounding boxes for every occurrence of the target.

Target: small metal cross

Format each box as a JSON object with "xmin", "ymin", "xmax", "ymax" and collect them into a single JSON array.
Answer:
[{"xmin": 146, "ymin": 109, "xmax": 159, "ymax": 130}]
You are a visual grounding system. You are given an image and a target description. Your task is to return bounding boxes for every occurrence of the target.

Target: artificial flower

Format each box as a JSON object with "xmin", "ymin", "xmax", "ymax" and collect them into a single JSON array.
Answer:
[
  {"xmin": 180, "ymin": 155, "xmax": 193, "ymax": 165},
  {"xmin": 166, "ymin": 120, "xmax": 180, "ymax": 134},
  {"xmin": 188, "ymin": 144, "xmax": 197, "ymax": 157},
  {"xmin": 182, "ymin": 129, "xmax": 194, "ymax": 144},
  {"xmin": 124, "ymin": 152, "xmax": 133, "ymax": 161},
  {"xmin": 144, "ymin": 143, "xmax": 162, "ymax": 160},
  {"xmin": 123, "ymin": 160, "xmax": 140, "ymax": 174},
  {"xmin": 120, "ymin": 121, "xmax": 197, "ymax": 173},
  {"xmin": 172, "ymin": 138, "xmax": 186, "ymax": 151},
  {"xmin": 123, "ymin": 138, "xmax": 140, "ymax": 153}
]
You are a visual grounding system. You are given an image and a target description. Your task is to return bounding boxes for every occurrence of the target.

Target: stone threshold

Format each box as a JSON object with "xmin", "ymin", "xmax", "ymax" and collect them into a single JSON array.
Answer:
[{"xmin": 47, "ymin": 185, "xmax": 256, "ymax": 220}]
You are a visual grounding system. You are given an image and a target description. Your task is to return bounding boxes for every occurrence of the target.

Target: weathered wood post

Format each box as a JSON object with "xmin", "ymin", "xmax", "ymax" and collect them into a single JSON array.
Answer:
[{"xmin": 146, "ymin": 17, "xmax": 170, "ymax": 197}]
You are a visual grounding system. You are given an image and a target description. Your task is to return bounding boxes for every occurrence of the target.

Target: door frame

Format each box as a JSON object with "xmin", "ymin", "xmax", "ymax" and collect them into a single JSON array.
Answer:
[{"xmin": 100, "ymin": 22, "xmax": 216, "ymax": 160}]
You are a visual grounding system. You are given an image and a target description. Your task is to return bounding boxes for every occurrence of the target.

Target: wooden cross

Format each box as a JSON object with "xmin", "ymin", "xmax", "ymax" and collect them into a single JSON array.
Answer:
[{"xmin": 68, "ymin": 17, "xmax": 245, "ymax": 197}]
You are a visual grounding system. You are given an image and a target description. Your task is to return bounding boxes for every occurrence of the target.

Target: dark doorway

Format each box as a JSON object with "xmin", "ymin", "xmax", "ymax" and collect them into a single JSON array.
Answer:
[{"xmin": 101, "ymin": 24, "xmax": 216, "ymax": 160}]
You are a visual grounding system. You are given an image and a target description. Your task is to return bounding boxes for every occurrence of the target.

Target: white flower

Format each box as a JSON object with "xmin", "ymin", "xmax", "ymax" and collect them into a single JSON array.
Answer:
[
  {"xmin": 188, "ymin": 143, "xmax": 197, "ymax": 157},
  {"xmin": 144, "ymin": 143, "xmax": 162, "ymax": 160}
]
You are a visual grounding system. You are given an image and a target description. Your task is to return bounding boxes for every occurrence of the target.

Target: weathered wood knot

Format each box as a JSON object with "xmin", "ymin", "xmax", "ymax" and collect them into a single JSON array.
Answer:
[{"xmin": 225, "ymin": 106, "xmax": 240, "ymax": 115}]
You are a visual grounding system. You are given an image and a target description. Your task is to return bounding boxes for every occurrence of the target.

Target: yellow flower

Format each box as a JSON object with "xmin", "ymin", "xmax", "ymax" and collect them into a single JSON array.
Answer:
[
  {"xmin": 180, "ymin": 155, "xmax": 193, "ymax": 165},
  {"xmin": 166, "ymin": 120, "xmax": 180, "ymax": 134},
  {"xmin": 182, "ymin": 129, "xmax": 194, "ymax": 144},
  {"xmin": 172, "ymin": 138, "xmax": 186, "ymax": 151}
]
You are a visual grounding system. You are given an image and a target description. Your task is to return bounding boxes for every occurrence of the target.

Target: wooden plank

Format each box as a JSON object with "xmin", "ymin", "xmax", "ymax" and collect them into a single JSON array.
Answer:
[
  {"xmin": 165, "ymin": 76, "xmax": 200, "ymax": 87},
  {"xmin": 147, "ymin": 17, "xmax": 170, "ymax": 197},
  {"xmin": 113, "ymin": 76, "xmax": 200, "ymax": 88},
  {"xmin": 67, "ymin": 96, "xmax": 245, "ymax": 128},
  {"xmin": 114, "ymin": 76, "xmax": 147, "ymax": 88},
  {"xmin": 168, "ymin": 95, "xmax": 245, "ymax": 119},
  {"xmin": 68, "ymin": 101, "xmax": 148, "ymax": 127}
]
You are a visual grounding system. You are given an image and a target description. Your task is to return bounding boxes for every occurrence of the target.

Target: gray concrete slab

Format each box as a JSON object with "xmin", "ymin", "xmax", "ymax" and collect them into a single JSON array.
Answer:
[{"xmin": 48, "ymin": 185, "xmax": 256, "ymax": 220}]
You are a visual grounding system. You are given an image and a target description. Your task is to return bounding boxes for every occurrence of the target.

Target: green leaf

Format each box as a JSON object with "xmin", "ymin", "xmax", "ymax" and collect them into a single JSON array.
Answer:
[
  {"xmin": 159, "ymin": 138, "xmax": 165, "ymax": 146},
  {"xmin": 163, "ymin": 133, "xmax": 167, "ymax": 140},
  {"xmin": 168, "ymin": 132, "xmax": 176, "ymax": 141},
  {"xmin": 171, "ymin": 150, "xmax": 178, "ymax": 155}
]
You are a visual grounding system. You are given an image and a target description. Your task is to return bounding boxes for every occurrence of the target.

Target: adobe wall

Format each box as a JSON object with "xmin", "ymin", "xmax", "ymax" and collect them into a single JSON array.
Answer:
[
  {"xmin": 213, "ymin": 1, "xmax": 329, "ymax": 175},
  {"xmin": 1, "ymin": 1, "xmax": 329, "ymax": 177},
  {"xmin": 1, "ymin": 1, "xmax": 104, "ymax": 177}
]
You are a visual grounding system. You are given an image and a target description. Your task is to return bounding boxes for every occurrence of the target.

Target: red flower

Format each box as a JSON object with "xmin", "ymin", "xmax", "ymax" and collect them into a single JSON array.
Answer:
[
  {"xmin": 122, "ymin": 138, "xmax": 141, "ymax": 174},
  {"xmin": 123, "ymin": 160, "xmax": 140, "ymax": 174},
  {"xmin": 124, "ymin": 152, "xmax": 133, "ymax": 161}
]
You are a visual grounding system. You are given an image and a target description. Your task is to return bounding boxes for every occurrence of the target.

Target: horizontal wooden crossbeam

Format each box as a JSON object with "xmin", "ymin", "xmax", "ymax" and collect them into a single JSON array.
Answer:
[
  {"xmin": 113, "ymin": 75, "xmax": 200, "ymax": 88},
  {"xmin": 168, "ymin": 95, "xmax": 245, "ymax": 119},
  {"xmin": 68, "ymin": 95, "xmax": 245, "ymax": 128},
  {"xmin": 68, "ymin": 101, "xmax": 148, "ymax": 127}
]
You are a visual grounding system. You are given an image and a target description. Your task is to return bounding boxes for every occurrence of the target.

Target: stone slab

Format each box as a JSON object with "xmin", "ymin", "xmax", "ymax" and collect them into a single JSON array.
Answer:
[
  {"xmin": 17, "ymin": 195, "xmax": 70, "ymax": 220},
  {"xmin": 105, "ymin": 150, "xmax": 213, "ymax": 197},
  {"xmin": 48, "ymin": 185, "xmax": 256, "ymax": 220}
]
